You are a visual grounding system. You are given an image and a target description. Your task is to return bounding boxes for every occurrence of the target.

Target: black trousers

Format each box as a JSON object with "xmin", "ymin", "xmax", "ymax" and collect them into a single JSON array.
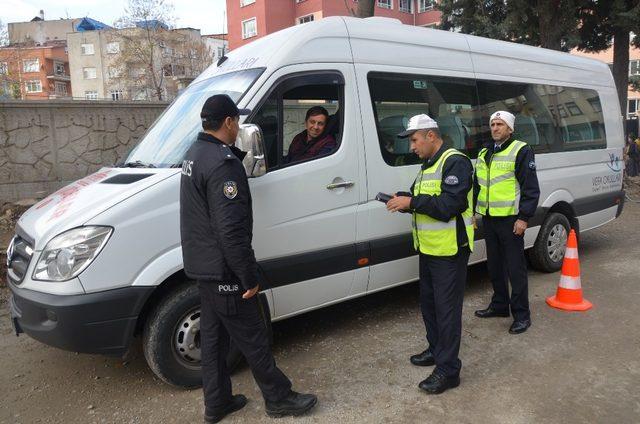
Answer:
[
  {"xmin": 483, "ymin": 216, "xmax": 531, "ymax": 321},
  {"xmin": 199, "ymin": 281, "xmax": 291, "ymax": 415},
  {"xmin": 419, "ymin": 247, "xmax": 470, "ymax": 378}
]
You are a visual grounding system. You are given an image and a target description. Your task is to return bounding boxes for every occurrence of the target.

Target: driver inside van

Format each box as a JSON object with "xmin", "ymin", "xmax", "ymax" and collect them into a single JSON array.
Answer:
[{"xmin": 284, "ymin": 106, "xmax": 336, "ymax": 163}]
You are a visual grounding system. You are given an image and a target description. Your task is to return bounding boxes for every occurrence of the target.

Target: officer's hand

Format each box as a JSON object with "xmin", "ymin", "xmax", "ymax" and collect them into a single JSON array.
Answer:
[
  {"xmin": 386, "ymin": 195, "xmax": 411, "ymax": 213},
  {"xmin": 242, "ymin": 284, "xmax": 260, "ymax": 299},
  {"xmin": 472, "ymin": 215, "xmax": 477, "ymax": 230},
  {"xmin": 513, "ymin": 219, "xmax": 528, "ymax": 236}
]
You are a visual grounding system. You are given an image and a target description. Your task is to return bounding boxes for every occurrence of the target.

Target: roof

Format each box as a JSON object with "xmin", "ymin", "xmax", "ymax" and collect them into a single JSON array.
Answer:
[
  {"xmin": 75, "ymin": 17, "xmax": 111, "ymax": 32},
  {"xmin": 196, "ymin": 16, "xmax": 613, "ymax": 88},
  {"xmin": 135, "ymin": 20, "xmax": 169, "ymax": 30}
]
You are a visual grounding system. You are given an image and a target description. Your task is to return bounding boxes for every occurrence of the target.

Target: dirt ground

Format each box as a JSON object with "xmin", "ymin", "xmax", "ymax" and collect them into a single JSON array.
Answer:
[{"xmin": 1, "ymin": 195, "xmax": 639, "ymax": 424}]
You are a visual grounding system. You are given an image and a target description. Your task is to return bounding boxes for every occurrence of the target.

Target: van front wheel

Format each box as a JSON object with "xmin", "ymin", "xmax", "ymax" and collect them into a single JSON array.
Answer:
[
  {"xmin": 142, "ymin": 282, "xmax": 244, "ymax": 388},
  {"xmin": 528, "ymin": 212, "xmax": 571, "ymax": 273}
]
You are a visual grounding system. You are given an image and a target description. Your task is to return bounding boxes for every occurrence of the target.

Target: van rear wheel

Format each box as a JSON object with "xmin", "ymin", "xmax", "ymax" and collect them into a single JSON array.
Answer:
[
  {"xmin": 142, "ymin": 282, "xmax": 244, "ymax": 388},
  {"xmin": 528, "ymin": 212, "xmax": 571, "ymax": 273}
]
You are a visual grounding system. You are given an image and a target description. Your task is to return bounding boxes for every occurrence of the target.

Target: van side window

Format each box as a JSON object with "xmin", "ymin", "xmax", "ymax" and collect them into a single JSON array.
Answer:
[
  {"xmin": 476, "ymin": 81, "xmax": 556, "ymax": 154},
  {"xmin": 546, "ymin": 86, "xmax": 606, "ymax": 151},
  {"xmin": 368, "ymin": 72, "xmax": 482, "ymax": 166},
  {"xmin": 476, "ymin": 81, "xmax": 606, "ymax": 153},
  {"xmin": 249, "ymin": 72, "xmax": 344, "ymax": 170}
]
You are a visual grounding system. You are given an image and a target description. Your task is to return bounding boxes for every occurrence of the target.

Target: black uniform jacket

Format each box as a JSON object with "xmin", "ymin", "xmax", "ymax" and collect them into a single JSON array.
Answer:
[
  {"xmin": 472, "ymin": 137, "xmax": 541, "ymax": 222},
  {"xmin": 409, "ymin": 145, "xmax": 474, "ymax": 249},
  {"xmin": 180, "ymin": 132, "xmax": 258, "ymax": 291}
]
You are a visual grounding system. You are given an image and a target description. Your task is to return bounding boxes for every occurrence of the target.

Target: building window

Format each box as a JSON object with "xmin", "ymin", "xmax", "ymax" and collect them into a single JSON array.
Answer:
[
  {"xmin": 240, "ymin": 0, "xmax": 255, "ymax": 6},
  {"xmin": 23, "ymin": 59, "xmax": 39, "ymax": 73},
  {"xmin": 565, "ymin": 101, "xmax": 583, "ymax": 116},
  {"xmin": 298, "ymin": 14, "xmax": 314, "ymax": 24},
  {"xmin": 242, "ymin": 18, "xmax": 257, "ymax": 39},
  {"xmin": 55, "ymin": 82, "xmax": 67, "ymax": 96},
  {"xmin": 108, "ymin": 67, "xmax": 122, "ymax": 78},
  {"xmin": 629, "ymin": 98, "xmax": 639, "ymax": 118},
  {"xmin": 0, "ymin": 62, "xmax": 7, "ymax": 75},
  {"xmin": 399, "ymin": 0, "xmax": 412, "ymax": 13},
  {"xmin": 217, "ymin": 47, "xmax": 225, "ymax": 58},
  {"xmin": 110, "ymin": 89, "xmax": 123, "ymax": 100},
  {"xmin": 295, "ymin": 0, "xmax": 307, "ymax": 2},
  {"xmin": 81, "ymin": 43, "xmax": 95, "ymax": 55},
  {"xmin": 83, "ymin": 67, "xmax": 97, "ymax": 79},
  {"xmin": 85, "ymin": 90, "xmax": 98, "ymax": 100},
  {"xmin": 106, "ymin": 42, "xmax": 120, "ymax": 54},
  {"xmin": 25, "ymin": 80, "xmax": 42, "ymax": 93},
  {"xmin": 630, "ymin": 60, "xmax": 640, "ymax": 76},
  {"xmin": 419, "ymin": 0, "xmax": 436, "ymax": 12},
  {"xmin": 377, "ymin": 0, "xmax": 393, "ymax": 9},
  {"xmin": 54, "ymin": 61, "xmax": 65, "ymax": 76}
]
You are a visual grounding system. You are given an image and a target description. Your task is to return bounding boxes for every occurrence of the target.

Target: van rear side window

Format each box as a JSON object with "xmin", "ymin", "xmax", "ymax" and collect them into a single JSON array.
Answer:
[
  {"xmin": 368, "ymin": 72, "xmax": 607, "ymax": 165},
  {"xmin": 477, "ymin": 81, "xmax": 606, "ymax": 153}
]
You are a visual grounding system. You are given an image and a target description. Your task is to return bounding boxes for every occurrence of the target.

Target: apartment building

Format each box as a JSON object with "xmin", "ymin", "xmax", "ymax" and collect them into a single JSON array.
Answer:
[
  {"xmin": 203, "ymin": 33, "xmax": 229, "ymax": 63},
  {"xmin": 226, "ymin": 0, "xmax": 441, "ymax": 49},
  {"xmin": 8, "ymin": 11, "xmax": 81, "ymax": 45},
  {"xmin": 68, "ymin": 21, "xmax": 214, "ymax": 101},
  {"xmin": 0, "ymin": 41, "xmax": 71, "ymax": 99}
]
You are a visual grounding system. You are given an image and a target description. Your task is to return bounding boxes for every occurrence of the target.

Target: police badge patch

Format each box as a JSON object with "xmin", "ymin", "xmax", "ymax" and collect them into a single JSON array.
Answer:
[
  {"xmin": 223, "ymin": 181, "xmax": 238, "ymax": 199},
  {"xmin": 528, "ymin": 161, "xmax": 536, "ymax": 170},
  {"xmin": 444, "ymin": 175, "xmax": 459, "ymax": 185}
]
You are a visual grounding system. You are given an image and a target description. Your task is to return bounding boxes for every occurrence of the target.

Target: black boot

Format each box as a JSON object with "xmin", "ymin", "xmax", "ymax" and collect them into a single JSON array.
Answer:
[
  {"xmin": 265, "ymin": 390, "xmax": 318, "ymax": 418},
  {"xmin": 410, "ymin": 349, "xmax": 435, "ymax": 366},
  {"xmin": 418, "ymin": 370, "xmax": 460, "ymax": 394},
  {"xmin": 204, "ymin": 394, "xmax": 247, "ymax": 423}
]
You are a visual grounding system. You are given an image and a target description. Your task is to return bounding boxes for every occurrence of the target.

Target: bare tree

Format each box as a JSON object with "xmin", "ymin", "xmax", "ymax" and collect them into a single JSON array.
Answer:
[
  {"xmin": 110, "ymin": 0, "xmax": 177, "ymax": 100},
  {"xmin": 0, "ymin": 19, "xmax": 8, "ymax": 46}
]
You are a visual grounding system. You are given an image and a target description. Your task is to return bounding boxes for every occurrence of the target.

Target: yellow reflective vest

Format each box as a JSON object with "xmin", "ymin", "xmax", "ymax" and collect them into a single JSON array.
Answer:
[
  {"xmin": 475, "ymin": 140, "xmax": 527, "ymax": 217},
  {"xmin": 412, "ymin": 148, "xmax": 474, "ymax": 256}
]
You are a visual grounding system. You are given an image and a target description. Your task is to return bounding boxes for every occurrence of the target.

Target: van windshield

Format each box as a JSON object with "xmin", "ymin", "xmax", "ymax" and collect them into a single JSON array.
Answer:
[{"xmin": 119, "ymin": 68, "xmax": 264, "ymax": 168}]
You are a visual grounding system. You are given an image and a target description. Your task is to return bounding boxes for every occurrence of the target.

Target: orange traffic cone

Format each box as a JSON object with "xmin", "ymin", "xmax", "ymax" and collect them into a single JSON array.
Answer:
[{"xmin": 546, "ymin": 229, "xmax": 593, "ymax": 311}]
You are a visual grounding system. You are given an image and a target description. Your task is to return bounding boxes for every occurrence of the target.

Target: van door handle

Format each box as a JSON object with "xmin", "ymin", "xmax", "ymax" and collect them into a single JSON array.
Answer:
[{"xmin": 326, "ymin": 181, "xmax": 355, "ymax": 190}]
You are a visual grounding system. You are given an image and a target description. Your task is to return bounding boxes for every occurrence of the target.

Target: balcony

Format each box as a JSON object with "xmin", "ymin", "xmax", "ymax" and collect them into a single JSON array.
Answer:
[{"xmin": 46, "ymin": 73, "xmax": 71, "ymax": 82}]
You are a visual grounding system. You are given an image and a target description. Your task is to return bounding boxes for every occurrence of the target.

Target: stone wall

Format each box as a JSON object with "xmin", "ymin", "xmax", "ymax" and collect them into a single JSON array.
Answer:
[{"xmin": 0, "ymin": 100, "xmax": 168, "ymax": 202}]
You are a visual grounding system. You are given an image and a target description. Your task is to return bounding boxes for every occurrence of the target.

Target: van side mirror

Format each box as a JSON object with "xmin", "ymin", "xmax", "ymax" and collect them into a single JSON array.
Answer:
[{"xmin": 236, "ymin": 124, "xmax": 266, "ymax": 177}]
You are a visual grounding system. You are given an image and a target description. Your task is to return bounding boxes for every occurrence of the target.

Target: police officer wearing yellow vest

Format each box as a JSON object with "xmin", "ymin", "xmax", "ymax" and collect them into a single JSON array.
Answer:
[
  {"xmin": 387, "ymin": 114, "xmax": 474, "ymax": 394},
  {"xmin": 473, "ymin": 111, "xmax": 540, "ymax": 334}
]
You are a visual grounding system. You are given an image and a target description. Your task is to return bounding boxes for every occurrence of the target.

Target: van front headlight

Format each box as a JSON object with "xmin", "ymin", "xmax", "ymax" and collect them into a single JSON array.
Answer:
[{"xmin": 33, "ymin": 226, "xmax": 113, "ymax": 282}]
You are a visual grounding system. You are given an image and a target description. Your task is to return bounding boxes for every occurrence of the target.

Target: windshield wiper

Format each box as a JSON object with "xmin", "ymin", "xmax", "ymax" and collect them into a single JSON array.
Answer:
[{"xmin": 121, "ymin": 160, "xmax": 156, "ymax": 168}]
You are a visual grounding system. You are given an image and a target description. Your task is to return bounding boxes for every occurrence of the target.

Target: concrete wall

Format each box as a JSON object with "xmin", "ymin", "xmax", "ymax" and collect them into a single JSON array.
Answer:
[
  {"xmin": 0, "ymin": 100, "xmax": 168, "ymax": 202},
  {"xmin": 8, "ymin": 19, "xmax": 81, "ymax": 44}
]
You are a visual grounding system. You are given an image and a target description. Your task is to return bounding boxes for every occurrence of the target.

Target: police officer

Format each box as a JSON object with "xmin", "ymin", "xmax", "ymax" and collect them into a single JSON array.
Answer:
[
  {"xmin": 180, "ymin": 94, "xmax": 317, "ymax": 423},
  {"xmin": 386, "ymin": 114, "xmax": 474, "ymax": 394},
  {"xmin": 473, "ymin": 111, "xmax": 540, "ymax": 334}
]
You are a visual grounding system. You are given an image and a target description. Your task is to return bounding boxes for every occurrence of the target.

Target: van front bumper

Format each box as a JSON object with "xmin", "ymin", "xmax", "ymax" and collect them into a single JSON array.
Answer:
[{"xmin": 8, "ymin": 284, "xmax": 154, "ymax": 356}]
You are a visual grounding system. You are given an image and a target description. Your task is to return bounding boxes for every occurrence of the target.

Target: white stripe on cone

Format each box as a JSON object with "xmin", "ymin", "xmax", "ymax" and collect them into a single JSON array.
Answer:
[
  {"xmin": 564, "ymin": 247, "xmax": 579, "ymax": 259},
  {"xmin": 559, "ymin": 274, "xmax": 582, "ymax": 290}
]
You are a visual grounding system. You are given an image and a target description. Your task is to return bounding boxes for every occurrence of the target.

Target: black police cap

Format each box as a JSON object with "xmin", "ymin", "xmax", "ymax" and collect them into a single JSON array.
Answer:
[{"xmin": 200, "ymin": 94, "xmax": 251, "ymax": 123}]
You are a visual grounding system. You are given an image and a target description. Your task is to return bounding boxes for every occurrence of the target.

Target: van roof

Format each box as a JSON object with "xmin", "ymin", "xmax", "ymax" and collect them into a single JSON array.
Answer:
[{"xmin": 195, "ymin": 16, "xmax": 612, "ymax": 88}]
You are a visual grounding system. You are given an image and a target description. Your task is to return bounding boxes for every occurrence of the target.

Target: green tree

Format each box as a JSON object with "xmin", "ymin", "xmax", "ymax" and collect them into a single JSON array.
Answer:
[
  {"xmin": 577, "ymin": 0, "xmax": 640, "ymax": 118},
  {"xmin": 438, "ymin": 0, "xmax": 582, "ymax": 51}
]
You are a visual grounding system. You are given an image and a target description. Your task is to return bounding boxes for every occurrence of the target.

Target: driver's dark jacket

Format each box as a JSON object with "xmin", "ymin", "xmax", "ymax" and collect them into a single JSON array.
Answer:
[{"xmin": 180, "ymin": 132, "xmax": 258, "ymax": 291}]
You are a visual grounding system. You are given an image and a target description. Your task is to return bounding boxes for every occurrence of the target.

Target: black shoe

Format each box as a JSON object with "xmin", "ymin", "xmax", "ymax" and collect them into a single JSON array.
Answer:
[
  {"xmin": 204, "ymin": 394, "xmax": 247, "ymax": 423},
  {"xmin": 418, "ymin": 370, "xmax": 460, "ymax": 395},
  {"xmin": 410, "ymin": 349, "xmax": 435, "ymax": 367},
  {"xmin": 474, "ymin": 307, "xmax": 510, "ymax": 318},
  {"xmin": 265, "ymin": 390, "xmax": 318, "ymax": 418},
  {"xmin": 509, "ymin": 319, "xmax": 531, "ymax": 334}
]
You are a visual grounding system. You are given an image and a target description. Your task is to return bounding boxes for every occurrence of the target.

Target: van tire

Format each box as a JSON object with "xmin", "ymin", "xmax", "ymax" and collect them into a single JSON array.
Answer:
[
  {"xmin": 142, "ymin": 282, "xmax": 244, "ymax": 388},
  {"xmin": 528, "ymin": 212, "xmax": 571, "ymax": 273}
]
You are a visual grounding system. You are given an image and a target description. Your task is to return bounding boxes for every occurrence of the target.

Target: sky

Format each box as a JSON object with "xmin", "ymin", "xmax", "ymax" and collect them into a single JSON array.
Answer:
[{"xmin": 1, "ymin": 0, "xmax": 228, "ymax": 35}]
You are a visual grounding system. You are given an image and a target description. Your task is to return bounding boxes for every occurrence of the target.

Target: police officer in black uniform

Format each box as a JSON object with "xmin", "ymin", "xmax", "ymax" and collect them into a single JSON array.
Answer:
[
  {"xmin": 180, "ymin": 94, "xmax": 317, "ymax": 423},
  {"xmin": 386, "ymin": 114, "xmax": 474, "ymax": 394},
  {"xmin": 473, "ymin": 110, "xmax": 540, "ymax": 334}
]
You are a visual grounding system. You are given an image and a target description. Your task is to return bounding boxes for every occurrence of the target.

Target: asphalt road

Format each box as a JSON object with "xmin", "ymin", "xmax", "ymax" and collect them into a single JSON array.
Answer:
[{"xmin": 1, "ymin": 201, "xmax": 639, "ymax": 424}]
